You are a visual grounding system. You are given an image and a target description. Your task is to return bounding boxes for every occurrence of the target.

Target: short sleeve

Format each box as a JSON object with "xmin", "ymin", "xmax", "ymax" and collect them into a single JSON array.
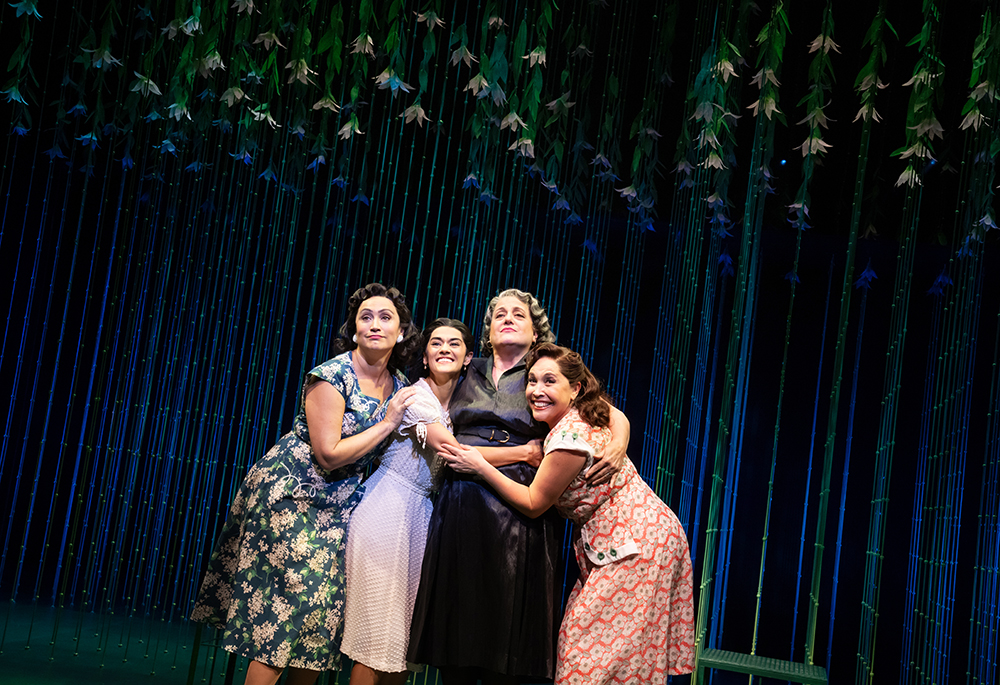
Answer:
[
  {"xmin": 545, "ymin": 423, "xmax": 598, "ymax": 459},
  {"xmin": 306, "ymin": 355, "xmax": 350, "ymax": 397},
  {"xmin": 397, "ymin": 385, "xmax": 445, "ymax": 445}
]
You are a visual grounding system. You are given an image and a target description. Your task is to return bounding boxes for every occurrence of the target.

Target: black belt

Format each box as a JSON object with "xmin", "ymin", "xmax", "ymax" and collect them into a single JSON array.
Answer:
[{"xmin": 457, "ymin": 427, "xmax": 513, "ymax": 444}]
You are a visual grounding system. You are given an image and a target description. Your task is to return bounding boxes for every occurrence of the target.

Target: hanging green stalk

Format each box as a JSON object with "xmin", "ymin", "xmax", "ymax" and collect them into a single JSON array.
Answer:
[
  {"xmin": 2, "ymin": 1, "xmax": 40, "ymax": 130},
  {"xmin": 461, "ymin": 2, "xmax": 511, "ymax": 204},
  {"xmin": 654, "ymin": 8, "xmax": 746, "ymax": 501},
  {"xmin": 808, "ymin": 0, "xmax": 895, "ymax": 669},
  {"xmin": 547, "ymin": 0, "xmax": 596, "ymax": 226},
  {"xmin": 509, "ymin": 0, "xmax": 553, "ymax": 163},
  {"xmin": 843, "ymin": 8, "xmax": 896, "ymax": 683},
  {"xmin": 693, "ymin": 0, "xmax": 787, "ymax": 669},
  {"xmin": 788, "ymin": 4, "xmax": 836, "ymax": 229},
  {"xmin": 951, "ymin": 10, "xmax": 1000, "ymax": 683},
  {"xmin": 753, "ymin": 0, "xmax": 836, "ymax": 661},
  {"xmin": 745, "ymin": 0, "xmax": 788, "ymax": 177},
  {"xmin": 856, "ymin": 1, "xmax": 941, "ymax": 681},
  {"xmin": 620, "ymin": 1, "xmax": 676, "ymax": 233},
  {"xmin": 839, "ymin": 9, "xmax": 894, "ymax": 679},
  {"xmin": 373, "ymin": 0, "xmax": 410, "ymax": 101},
  {"xmin": 338, "ymin": 0, "xmax": 377, "ymax": 146},
  {"xmin": 398, "ymin": 1, "xmax": 444, "ymax": 128},
  {"xmin": 316, "ymin": 3, "xmax": 345, "ymax": 96},
  {"xmin": 307, "ymin": 3, "xmax": 345, "ymax": 166},
  {"xmin": 959, "ymin": 10, "xmax": 1000, "ymax": 244},
  {"xmin": 892, "ymin": 0, "xmax": 945, "ymax": 189}
]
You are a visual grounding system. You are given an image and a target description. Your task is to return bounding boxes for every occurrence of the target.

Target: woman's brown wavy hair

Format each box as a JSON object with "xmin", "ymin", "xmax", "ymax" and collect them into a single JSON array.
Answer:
[{"xmin": 525, "ymin": 343, "xmax": 612, "ymax": 428}]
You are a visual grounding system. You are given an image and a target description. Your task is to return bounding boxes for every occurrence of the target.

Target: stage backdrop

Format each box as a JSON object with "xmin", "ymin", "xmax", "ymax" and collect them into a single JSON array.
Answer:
[{"xmin": 2, "ymin": 1, "xmax": 999, "ymax": 683}]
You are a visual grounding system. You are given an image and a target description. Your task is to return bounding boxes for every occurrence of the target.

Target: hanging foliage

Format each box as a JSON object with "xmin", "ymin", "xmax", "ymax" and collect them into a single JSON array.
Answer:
[
  {"xmin": 746, "ymin": 0, "xmax": 789, "ymax": 187},
  {"xmin": 893, "ymin": 0, "xmax": 945, "ymax": 188},
  {"xmin": 788, "ymin": 2, "xmax": 837, "ymax": 231},
  {"xmin": 960, "ymin": 10, "xmax": 1000, "ymax": 246},
  {"xmin": 3, "ymin": 5, "xmax": 1000, "ymax": 685},
  {"xmin": 0, "ymin": 1, "xmax": 671, "ymax": 224}
]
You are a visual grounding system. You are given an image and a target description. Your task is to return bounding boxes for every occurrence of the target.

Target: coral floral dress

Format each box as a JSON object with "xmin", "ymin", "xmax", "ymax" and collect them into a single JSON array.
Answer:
[{"xmin": 545, "ymin": 409, "xmax": 695, "ymax": 684}]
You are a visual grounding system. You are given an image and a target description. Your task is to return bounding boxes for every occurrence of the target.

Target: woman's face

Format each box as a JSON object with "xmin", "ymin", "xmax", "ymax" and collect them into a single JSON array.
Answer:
[
  {"xmin": 525, "ymin": 357, "xmax": 579, "ymax": 427},
  {"xmin": 489, "ymin": 295, "xmax": 537, "ymax": 353},
  {"xmin": 424, "ymin": 326, "xmax": 472, "ymax": 380},
  {"xmin": 355, "ymin": 296, "xmax": 402, "ymax": 353}
]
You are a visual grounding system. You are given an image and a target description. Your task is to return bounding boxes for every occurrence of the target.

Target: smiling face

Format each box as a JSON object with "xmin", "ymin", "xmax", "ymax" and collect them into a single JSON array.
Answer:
[
  {"xmin": 489, "ymin": 295, "xmax": 537, "ymax": 354},
  {"xmin": 355, "ymin": 296, "xmax": 401, "ymax": 352},
  {"xmin": 525, "ymin": 357, "xmax": 580, "ymax": 427},
  {"xmin": 424, "ymin": 326, "xmax": 472, "ymax": 381}
]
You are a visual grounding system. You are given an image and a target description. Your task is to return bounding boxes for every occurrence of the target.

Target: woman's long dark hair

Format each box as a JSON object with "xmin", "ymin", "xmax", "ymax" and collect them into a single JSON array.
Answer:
[
  {"xmin": 332, "ymin": 283, "xmax": 421, "ymax": 371},
  {"xmin": 525, "ymin": 343, "xmax": 612, "ymax": 428}
]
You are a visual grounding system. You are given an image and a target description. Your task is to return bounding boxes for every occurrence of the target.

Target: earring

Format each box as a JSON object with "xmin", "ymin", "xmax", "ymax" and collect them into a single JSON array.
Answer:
[
  {"xmin": 397, "ymin": 333, "xmax": 404, "ymax": 343},
  {"xmin": 352, "ymin": 334, "xmax": 358, "ymax": 343}
]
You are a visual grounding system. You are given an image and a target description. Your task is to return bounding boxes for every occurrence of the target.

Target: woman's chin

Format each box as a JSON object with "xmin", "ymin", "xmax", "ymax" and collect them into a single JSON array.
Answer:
[
  {"xmin": 530, "ymin": 408, "xmax": 562, "ymax": 427},
  {"xmin": 428, "ymin": 366, "xmax": 463, "ymax": 383}
]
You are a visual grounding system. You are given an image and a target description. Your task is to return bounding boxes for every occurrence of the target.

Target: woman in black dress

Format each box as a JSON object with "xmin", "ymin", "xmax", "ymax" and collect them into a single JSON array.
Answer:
[{"xmin": 408, "ymin": 289, "xmax": 629, "ymax": 685}]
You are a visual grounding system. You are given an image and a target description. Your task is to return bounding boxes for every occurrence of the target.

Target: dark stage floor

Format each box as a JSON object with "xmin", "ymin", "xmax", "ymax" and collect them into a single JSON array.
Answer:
[
  {"xmin": 0, "ymin": 602, "xmax": 369, "ymax": 684},
  {"xmin": 0, "ymin": 602, "xmax": 712, "ymax": 684}
]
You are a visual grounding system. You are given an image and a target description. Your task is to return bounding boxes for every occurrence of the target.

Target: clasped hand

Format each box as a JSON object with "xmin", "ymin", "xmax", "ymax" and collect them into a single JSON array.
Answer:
[
  {"xmin": 438, "ymin": 443, "xmax": 486, "ymax": 474},
  {"xmin": 584, "ymin": 445, "xmax": 626, "ymax": 485}
]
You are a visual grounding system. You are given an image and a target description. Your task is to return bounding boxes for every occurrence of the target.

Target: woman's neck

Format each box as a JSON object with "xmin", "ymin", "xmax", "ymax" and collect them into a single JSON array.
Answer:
[
  {"xmin": 543, "ymin": 407, "xmax": 570, "ymax": 430},
  {"xmin": 491, "ymin": 345, "xmax": 529, "ymax": 383},
  {"xmin": 352, "ymin": 348, "xmax": 392, "ymax": 387},
  {"xmin": 425, "ymin": 372, "xmax": 461, "ymax": 411}
]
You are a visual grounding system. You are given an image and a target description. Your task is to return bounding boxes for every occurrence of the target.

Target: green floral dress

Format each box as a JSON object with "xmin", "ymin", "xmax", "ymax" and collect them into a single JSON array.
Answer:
[{"xmin": 190, "ymin": 352, "xmax": 406, "ymax": 671}]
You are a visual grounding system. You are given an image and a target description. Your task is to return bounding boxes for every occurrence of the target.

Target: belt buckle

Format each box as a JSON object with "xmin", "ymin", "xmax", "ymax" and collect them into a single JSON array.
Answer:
[{"xmin": 489, "ymin": 428, "xmax": 510, "ymax": 444}]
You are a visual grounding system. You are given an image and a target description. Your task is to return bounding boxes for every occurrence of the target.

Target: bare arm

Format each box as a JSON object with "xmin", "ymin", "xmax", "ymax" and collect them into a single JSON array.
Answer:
[
  {"xmin": 305, "ymin": 381, "xmax": 418, "ymax": 470},
  {"xmin": 479, "ymin": 440, "xmax": 543, "ymax": 468},
  {"xmin": 421, "ymin": 422, "xmax": 462, "ymax": 453},
  {"xmin": 584, "ymin": 404, "xmax": 629, "ymax": 485},
  {"xmin": 440, "ymin": 444, "xmax": 586, "ymax": 517},
  {"xmin": 423, "ymin": 425, "xmax": 543, "ymax": 468}
]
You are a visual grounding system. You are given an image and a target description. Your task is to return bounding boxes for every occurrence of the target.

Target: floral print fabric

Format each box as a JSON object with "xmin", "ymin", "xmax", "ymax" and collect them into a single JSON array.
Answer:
[
  {"xmin": 190, "ymin": 352, "xmax": 406, "ymax": 671},
  {"xmin": 545, "ymin": 409, "xmax": 695, "ymax": 684}
]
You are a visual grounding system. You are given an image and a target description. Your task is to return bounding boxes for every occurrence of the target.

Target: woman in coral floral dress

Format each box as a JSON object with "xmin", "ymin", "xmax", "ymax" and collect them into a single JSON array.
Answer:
[{"xmin": 442, "ymin": 343, "xmax": 695, "ymax": 684}]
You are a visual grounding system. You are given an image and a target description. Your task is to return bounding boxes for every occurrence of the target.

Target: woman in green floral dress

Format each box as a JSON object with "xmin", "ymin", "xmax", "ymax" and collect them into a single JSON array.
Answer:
[{"xmin": 191, "ymin": 283, "xmax": 420, "ymax": 685}]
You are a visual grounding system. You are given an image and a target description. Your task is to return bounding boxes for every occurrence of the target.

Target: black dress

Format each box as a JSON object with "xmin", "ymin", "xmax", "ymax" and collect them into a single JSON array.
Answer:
[{"xmin": 408, "ymin": 356, "xmax": 560, "ymax": 679}]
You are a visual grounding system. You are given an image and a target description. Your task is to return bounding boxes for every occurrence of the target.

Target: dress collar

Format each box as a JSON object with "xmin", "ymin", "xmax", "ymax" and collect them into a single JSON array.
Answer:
[{"xmin": 480, "ymin": 353, "xmax": 528, "ymax": 381}]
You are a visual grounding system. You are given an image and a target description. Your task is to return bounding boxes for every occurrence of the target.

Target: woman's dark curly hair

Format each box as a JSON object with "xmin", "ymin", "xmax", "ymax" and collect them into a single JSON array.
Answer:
[
  {"xmin": 525, "ymin": 343, "xmax": 612, "ymax": 428},
  {"xmin": 479, "ymin": 288, "xmax": 556, "ymax": 357},
  {"xmin": 415, "ymin": 318, "xmax": 474, "ymax": 378},
  {"xmin": 332, "ymin": 283, "xmax": 421, "ymax": 371}
]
